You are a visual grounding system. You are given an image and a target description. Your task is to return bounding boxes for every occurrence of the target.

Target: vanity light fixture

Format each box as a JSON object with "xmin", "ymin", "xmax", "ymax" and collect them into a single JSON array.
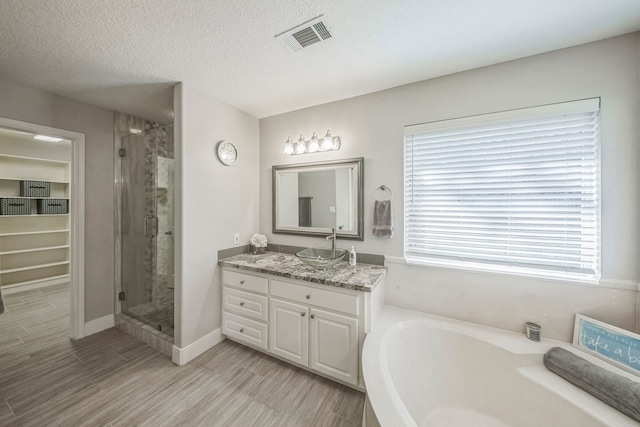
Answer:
[
  {"xmin": 295, "ymin": 134, "xmax": 306, "ymax": 154},
  {"xmin": 283, "ymin": 137, "xmax": 294, "ymax": 154},
  {"xmin": 283, "ymin": 129, "xmax": 341, "ymax": 155},
  {"xmin": 308, "ymin": 132, "xmax": 319, "ymax": 153},
  {"xmin": 320, "ymin": 130, "xmax": 335, "ymax": 151}
]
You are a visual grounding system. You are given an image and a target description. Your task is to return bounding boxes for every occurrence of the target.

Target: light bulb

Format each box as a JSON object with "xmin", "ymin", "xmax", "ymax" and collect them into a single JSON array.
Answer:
[
  {"xmin": 320, "ymin": 130, "xmax": 333, "ymax": 151},
  {"xmin": 283, "ymin": 137, "xmax": 294, "ymax": 154},
  {"xmin": 308, "ymin": 132, "xmax": 319, "ymax": 152},
  {"xmin": 295, "ymin": 134, "xmax": 306, "ymax": 154}
]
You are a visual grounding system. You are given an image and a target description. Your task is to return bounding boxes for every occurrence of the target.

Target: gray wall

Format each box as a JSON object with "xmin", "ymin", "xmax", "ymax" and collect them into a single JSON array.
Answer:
[
  {"xmin": 174, "ymin": 83, "xmax": 260, "ymax": 349},
  {"xmin": 259, "ymin": 33, "xmax": 640, "ymax": 341},
  {"xmin": 0, "ymin": 79, "xmax": 115, "ymax": 322}
]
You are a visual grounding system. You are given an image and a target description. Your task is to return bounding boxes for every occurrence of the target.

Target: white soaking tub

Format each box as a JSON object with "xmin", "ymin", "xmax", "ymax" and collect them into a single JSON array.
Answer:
[{"xmin": 362, "ymin": 306, "xmax": 639, "ymax": 427}]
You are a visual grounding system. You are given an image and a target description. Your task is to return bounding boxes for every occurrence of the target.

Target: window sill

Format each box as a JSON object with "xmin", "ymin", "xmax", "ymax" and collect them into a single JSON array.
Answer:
[{"xmin": 385, "ymin": 256, "xmax": 635, "ymax": 291}]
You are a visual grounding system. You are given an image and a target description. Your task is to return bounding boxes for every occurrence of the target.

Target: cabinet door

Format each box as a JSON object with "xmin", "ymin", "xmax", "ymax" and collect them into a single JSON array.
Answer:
[
  {"xmin": 270, "ymin": 298, "xmax": 309, "ymax": 366},
  {"xmin": 310, "ymin": 308, "xmax": 359, "ymax": 386}
]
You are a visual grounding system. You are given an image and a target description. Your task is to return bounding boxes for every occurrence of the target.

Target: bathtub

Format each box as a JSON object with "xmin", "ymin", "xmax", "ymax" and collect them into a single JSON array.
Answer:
[{"xmin": 362, "ymin": 306, "xmax": 639, "ymax": 427}]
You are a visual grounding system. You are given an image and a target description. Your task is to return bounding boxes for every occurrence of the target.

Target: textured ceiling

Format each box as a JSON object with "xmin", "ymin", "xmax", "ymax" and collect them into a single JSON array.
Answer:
[{"xmin": 1, "ymin": 0, "xmax": 640, "ymax": 122}]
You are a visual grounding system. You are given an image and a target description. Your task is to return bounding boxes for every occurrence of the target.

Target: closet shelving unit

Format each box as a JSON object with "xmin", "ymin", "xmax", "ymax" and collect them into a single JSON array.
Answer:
[{"xmin": 0, "ymin": 154, "xmax": 70, "ymax": 291}]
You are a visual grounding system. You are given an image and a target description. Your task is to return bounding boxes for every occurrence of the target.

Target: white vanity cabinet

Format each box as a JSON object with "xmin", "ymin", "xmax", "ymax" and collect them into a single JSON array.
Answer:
[
  {"xmin": 221, "ymin": 266, "xmax": 384, "ymax": 390},
  {"xmin": 270, "ymin": 277, "xmax": 360, "ymax": 386},
  {"xmin": 221, "ymin": 270, "xmax": 269, "ymax": 350}
]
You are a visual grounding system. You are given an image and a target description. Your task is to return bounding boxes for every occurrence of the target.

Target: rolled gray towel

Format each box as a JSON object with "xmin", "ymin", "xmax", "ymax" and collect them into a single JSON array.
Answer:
[{"xmin": 544, "ymin": 347, "xmax": 640, "ymax": 422}]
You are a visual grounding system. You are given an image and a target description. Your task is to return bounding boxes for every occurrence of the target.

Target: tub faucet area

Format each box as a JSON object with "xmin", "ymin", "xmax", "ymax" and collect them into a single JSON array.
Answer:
[{"xmin": 326, "ymin": 227, "xmax": 337, "ymax": 257}]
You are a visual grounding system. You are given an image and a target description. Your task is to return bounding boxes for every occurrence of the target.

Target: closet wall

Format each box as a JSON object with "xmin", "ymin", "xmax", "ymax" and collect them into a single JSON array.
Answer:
[{"xmin": 0, "ymin": 128, "xmax": 71, "ymax": 292}]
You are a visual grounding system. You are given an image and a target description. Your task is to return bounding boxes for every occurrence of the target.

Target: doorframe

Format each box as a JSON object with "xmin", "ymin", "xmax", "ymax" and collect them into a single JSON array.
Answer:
[{"xmin": 0, "ymin": 117, "xmax": 86, "ymax": 339}]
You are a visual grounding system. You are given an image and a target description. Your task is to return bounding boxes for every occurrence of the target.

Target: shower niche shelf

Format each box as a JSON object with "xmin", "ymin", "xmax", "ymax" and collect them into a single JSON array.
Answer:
[{"xmin": 0, "ymin": 154, "xmax": 70, "ymax": 292}]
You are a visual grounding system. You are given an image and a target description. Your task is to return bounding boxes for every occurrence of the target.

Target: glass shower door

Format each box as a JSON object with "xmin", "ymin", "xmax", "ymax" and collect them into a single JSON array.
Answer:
[{"xmin": 121, "ymin": 125, "xmax": 174, "ymax": 336}]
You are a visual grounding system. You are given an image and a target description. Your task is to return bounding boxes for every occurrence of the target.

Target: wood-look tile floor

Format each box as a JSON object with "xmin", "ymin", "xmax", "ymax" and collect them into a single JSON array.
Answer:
[{"xmin": 0, "ymin": 284, "xmax": 364, "ymax": 426}]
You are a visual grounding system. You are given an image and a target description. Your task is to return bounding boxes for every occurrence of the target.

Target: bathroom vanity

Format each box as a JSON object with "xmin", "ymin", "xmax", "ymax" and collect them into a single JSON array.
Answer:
[{"xmin": 218, "ymin": 252, "xmax": 386, "ymax": 390}]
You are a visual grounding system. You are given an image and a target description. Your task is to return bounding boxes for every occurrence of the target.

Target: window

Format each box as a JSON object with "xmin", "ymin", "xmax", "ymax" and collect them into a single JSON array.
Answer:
[{"xmin": 404, "ymin": 99, "xmax": 600, "ymax": 282}]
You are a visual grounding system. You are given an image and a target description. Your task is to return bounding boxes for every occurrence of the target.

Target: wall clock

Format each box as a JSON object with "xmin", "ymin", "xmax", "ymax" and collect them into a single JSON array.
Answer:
[{"xmin": 217, "ymin": 140, "xmax": 238, "ymax": 165}]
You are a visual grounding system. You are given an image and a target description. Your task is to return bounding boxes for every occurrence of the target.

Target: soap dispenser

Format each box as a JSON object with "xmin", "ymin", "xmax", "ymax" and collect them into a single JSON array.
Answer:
[{"xmin": 349, "ymin": 246, "xmax": 357, "ymax": 266}]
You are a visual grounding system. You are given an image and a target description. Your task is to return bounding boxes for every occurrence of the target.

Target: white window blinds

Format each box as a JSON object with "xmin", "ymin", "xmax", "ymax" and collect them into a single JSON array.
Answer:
[{"xmin": 404, "ymin": 99, "xmax": 601, "ymax": 281}]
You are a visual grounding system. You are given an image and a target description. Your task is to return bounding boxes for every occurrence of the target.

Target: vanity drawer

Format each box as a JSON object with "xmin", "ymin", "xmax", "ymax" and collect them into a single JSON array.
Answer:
[
  {"xmin": 271, "ymin": 279, "xmax": 359, "ymax": 316},
  {"xmin": 222, "ymin": 269, "xmax": 268, "ymax": 294},
  {"xmin": 222, "ymin": 312, "xmax": 268, "ymax": 350},
  {"xmin": 223, "ymin": 287, "xmax": 268, "ymax": 322}
]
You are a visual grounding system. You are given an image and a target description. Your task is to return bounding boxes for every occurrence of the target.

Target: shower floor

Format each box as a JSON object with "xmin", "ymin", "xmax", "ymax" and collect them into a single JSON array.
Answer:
[
  {"xmin": 127, "ymin": 301, "xmax": 174, "ymax": 337},
  {"xmin": 124, "ymin": 273, "xmax": 174, "ymax": 336}
]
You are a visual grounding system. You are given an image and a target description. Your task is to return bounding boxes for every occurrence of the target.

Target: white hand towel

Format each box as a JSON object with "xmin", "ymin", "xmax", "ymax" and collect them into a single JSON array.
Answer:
[{"xmin": 373, "ymin": 200, "xmax": 393, "ymax": 238}]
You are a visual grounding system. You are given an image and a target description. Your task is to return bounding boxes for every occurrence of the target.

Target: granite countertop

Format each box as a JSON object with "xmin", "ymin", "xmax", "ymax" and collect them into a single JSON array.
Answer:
[{"xmin": 218, "ymin": 251, "xmax": 387, "ymax": 292}]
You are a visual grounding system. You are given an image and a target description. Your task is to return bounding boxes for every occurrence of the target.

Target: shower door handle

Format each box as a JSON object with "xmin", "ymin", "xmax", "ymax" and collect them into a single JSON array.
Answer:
[{"xmin": 144, "ymin": 215, "xmax": 156, "ymax": 238}]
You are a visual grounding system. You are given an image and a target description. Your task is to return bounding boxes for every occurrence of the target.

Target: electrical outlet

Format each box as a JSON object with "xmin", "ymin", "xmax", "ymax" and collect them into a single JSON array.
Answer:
[{"xmin": 233, "ymin": 233, "xmax": 240, "ymax": 244}]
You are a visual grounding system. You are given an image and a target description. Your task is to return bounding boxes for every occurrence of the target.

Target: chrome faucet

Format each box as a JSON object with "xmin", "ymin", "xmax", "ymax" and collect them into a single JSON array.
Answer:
[{"xmin": 326, "ymin": 227, "xmax": 337, "ymax": 258}]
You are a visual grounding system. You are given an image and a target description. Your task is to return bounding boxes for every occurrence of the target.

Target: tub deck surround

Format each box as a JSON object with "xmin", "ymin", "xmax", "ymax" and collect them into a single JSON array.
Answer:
[
  {"xmin": 362, "ymin": 306, "xmax": 640, "ymax": 427},
  {"xmin": 218, "ymin": 251, "xmax": 387, "ymax": 292}
]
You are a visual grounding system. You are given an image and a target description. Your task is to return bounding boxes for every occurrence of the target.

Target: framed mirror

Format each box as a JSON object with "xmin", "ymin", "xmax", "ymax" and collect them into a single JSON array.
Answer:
[{"xmin": 273, "ymin": 157, "xmax": 364, "ymax": 240}]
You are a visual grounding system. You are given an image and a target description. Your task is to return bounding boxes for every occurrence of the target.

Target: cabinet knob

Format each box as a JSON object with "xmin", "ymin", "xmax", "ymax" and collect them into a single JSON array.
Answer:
[
  {"xmin": 240, "ymin": 302, "xmax": 245, "ymax": 307},
  {"xmin": 310, "ymin": 314, "xmax": 315, "ymax": 319},
  {"xmin": 239, "ymin": 328, "xmax": 244, "ymax": 333},
  {"xmin": 301, "ymin": 312, "xmax": 306, "ymax": 317},
  {"xmin": 306, "ymin": 294, "xmax": 311, "ymax": 299},
  {"xmin": 240, "ymin": 280, "xmax": 245, "ymax": 284}
]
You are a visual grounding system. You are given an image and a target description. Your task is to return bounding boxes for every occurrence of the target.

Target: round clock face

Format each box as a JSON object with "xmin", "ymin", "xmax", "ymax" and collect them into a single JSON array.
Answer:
[{"xmin": 217, "ymin": 140, "xmax": 238, "ymax": 165}]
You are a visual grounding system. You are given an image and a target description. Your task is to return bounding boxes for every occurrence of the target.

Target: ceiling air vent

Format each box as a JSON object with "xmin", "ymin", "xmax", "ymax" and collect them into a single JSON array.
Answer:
[{"xmin": 275, "ymin": 16, "xmax": 332, "ymax": 52}]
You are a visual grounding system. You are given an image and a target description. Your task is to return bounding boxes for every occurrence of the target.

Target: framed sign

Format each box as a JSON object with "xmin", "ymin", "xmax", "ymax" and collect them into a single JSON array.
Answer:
[{"xmin": 573, "ymin": 314, "xmax": 640, "ymax": 376}]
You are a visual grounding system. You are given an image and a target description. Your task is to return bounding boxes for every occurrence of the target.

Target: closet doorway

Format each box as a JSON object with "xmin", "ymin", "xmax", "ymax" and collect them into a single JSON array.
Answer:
[{"xmin": 0, "ymin": 117, "xmax": 85, "ymax": 339}]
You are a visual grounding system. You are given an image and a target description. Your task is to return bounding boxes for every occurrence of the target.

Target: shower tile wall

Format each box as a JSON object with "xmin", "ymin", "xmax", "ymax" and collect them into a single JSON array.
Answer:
[
  {"xmin": 156, "ymin": 155, "xmax": 174, "ymax": 315},
  {"xmin": 148, "ymin": 125, "xmax": 174, "ymax": 335}
]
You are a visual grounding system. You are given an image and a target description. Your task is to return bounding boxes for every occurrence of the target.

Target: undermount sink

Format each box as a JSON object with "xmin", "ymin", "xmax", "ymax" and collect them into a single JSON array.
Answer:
[{"xmin": 296, "ymin": 247, "xmax": 348, "ymax": 270}]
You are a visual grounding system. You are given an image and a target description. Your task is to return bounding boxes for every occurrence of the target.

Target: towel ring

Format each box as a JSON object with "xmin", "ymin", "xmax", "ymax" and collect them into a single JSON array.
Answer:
[{"xmin": 374, "ymin": 185, "xmax": 393, "ymax": 201}]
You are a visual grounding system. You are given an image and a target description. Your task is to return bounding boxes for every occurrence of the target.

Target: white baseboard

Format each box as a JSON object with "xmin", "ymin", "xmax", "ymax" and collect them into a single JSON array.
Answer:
[
  {"xmin": 172, "ymin": 328, "xmax": 224, "ymax": 366},
  {"xmin": 2, "ymin": 276, "xmax": 70, "ymax": 295},
  {"xmin": 84, "ymin": 314, "xmax": 115, "ymax": 336}
]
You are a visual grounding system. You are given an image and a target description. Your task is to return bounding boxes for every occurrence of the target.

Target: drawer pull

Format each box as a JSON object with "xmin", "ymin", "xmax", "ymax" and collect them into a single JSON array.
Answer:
[
  {"xmin": 301, "ymin": 312, "xmax": 306, "ymax": 317},
  {"xmin": 239, "ymin": 302, "xmax": 245, "ymax": 307},
  {"xmin": 306, "ymin": 294, "xmax": 311, "ymax": 299},
  {"xmin": 310, "ymin": 314, "xmax": 315, "ymax": 319},
  {"xmin": 240, "ymin": 280, "xmax": 245, "ymax": 284},
  {"xmin": 239, "ymin": 328, "xmax": 244, "ymax": 333}
]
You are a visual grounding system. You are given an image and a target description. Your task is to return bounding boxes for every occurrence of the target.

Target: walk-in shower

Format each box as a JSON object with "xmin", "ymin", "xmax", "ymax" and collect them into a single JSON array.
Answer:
[{"xmin": 119, "ymin": 124, "xmax": 174, "ymax": 336}]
